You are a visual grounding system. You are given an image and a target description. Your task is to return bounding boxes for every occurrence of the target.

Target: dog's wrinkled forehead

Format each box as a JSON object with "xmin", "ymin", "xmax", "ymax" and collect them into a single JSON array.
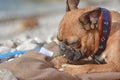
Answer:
[
  {"xmin": 58, "ymin": 7, "xmax": 101, "ymax": 41},
  {"xmin": 60, "ymin": 7, "xmax": 100, "ymax": 27}
]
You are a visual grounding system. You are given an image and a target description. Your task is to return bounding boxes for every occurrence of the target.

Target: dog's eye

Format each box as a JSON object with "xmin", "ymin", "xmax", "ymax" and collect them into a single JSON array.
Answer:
[
  {"xmin": 57, "ymin": 35, "xmax": 63, "ymax": 42},
  {"xmin": 68, "ymin": 41, "xmax": 77, "ymax": 45}
]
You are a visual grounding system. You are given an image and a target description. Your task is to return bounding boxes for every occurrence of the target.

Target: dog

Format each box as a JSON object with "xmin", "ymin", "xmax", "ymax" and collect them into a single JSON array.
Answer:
[{"xmin": 57, "ymin": 0, "xmax": 120, "ymax": 75}]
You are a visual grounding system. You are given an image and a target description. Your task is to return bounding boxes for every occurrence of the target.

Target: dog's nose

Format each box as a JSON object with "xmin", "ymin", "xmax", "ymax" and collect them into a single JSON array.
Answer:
[
  {"xmin": 58, "ymin": 43, "xmax": 71, "ymax": 55},
  {"xmin": 67, "ymin": 40, "xmax": 79, "ymax": 47},
  {"xmin": 58, "ymin": 43, "xmax": 66, "ymax": 52}
]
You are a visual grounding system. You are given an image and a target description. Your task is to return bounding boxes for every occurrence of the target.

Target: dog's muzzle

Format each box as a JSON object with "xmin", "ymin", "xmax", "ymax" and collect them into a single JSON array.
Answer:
[{"xmin": 58, "ymin": 43, "xmax": 85, "ymax": 62}]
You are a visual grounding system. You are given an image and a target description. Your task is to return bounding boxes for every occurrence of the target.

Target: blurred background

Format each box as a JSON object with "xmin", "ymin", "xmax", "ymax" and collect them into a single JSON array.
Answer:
[{"xmin": 0, "ymin": 0, "xmax": 120, "ymax": 41}]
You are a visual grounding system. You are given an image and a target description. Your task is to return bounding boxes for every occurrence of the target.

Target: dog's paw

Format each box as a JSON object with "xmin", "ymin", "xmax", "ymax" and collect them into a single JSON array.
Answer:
[
  {"xmin": 58, "ymin": 64, "xmax": 67, "ymax": 71},
  {"xmin": 52, "ymin": 56, "xmax": 67, "ymax": 69},
  {"xmin": 59, "ymin": 64, "xmax": 71, "ymax": 72},
  {"xmin": 59, "ymin": 64, "xmax": 76, "ymax": 74},
  {"xmin": 59, "ymin": 64, "xmax": 89, "ymax": 75}
]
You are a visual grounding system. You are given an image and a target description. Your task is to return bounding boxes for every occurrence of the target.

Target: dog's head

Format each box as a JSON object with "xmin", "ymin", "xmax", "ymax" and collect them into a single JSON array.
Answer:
[{"xmin": 57, "ymin": 0, "xmax": 102, "ymax": 61}]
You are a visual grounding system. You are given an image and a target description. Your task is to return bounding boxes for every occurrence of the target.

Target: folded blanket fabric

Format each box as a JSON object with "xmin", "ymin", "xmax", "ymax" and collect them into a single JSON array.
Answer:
[{"xmin": 0, "ymin": 50, "xmax": 120, "ymax": 80}]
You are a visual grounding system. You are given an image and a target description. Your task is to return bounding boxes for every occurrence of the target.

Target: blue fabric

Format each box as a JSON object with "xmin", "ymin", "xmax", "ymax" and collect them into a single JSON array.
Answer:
[{"xmin": 0, "ymin": 48, "xmax": 40, "ymax": 59}]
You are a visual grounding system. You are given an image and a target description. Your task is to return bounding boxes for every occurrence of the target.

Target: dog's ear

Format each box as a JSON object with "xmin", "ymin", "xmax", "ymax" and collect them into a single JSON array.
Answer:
[
  {"xmin": 79, "ymin": 8, "xmax": 101, "ymax": 29},
  {"xmin": 66, "ymin": 0, "xmax": 80, "ymax": 12}
]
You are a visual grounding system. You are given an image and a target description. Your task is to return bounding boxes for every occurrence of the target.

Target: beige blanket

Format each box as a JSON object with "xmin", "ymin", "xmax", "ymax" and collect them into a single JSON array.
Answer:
[{"xmin": 0, "ymin": 50, "xmax": 120, "ymax": 80}]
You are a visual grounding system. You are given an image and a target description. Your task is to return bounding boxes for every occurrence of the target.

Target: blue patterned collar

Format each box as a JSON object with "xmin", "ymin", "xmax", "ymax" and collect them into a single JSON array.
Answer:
[{"xmin": 92, "ymin": 8, "xmax": 111, "ymax": 64}]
